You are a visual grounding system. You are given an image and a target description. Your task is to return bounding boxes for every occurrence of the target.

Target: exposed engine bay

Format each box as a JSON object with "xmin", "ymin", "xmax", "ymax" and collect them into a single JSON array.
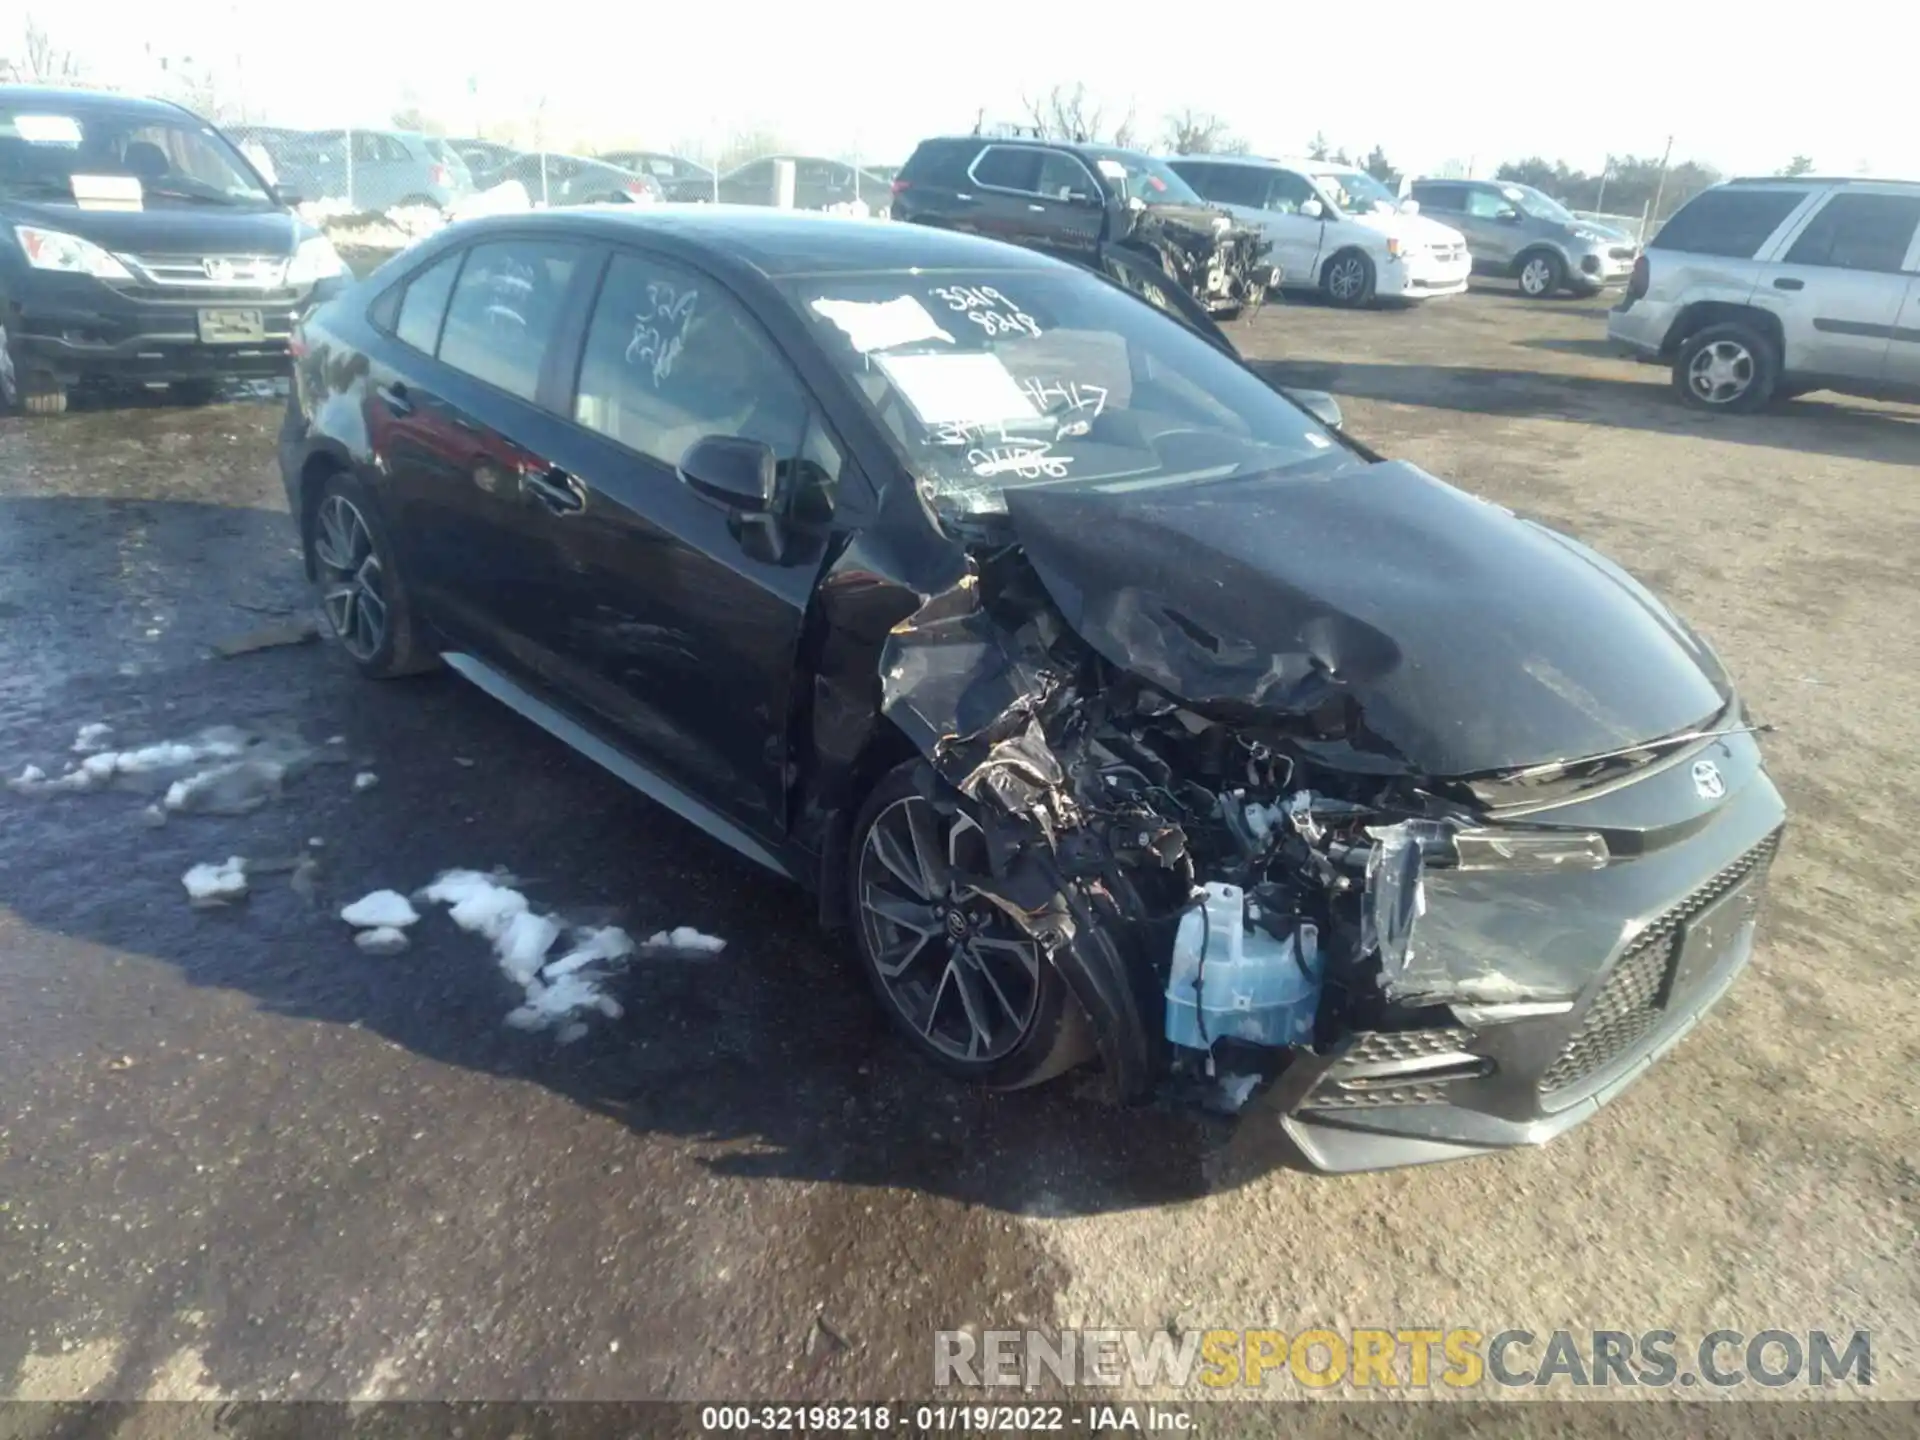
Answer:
[{"xmin": 1123, "ymin": 207, "xmax": 1275, "ymax": 318}]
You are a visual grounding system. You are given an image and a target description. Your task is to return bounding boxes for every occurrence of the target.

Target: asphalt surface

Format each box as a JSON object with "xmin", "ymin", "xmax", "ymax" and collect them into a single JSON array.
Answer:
[{"xmin": 2, "ymin": 286, "xmax": 1917, "ymax": 1417}]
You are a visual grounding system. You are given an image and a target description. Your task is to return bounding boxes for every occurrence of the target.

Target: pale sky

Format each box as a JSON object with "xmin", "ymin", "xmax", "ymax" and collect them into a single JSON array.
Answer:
[{"xmin": 8, "ymin": 0, "xmax": 1912, "ymax": 180}]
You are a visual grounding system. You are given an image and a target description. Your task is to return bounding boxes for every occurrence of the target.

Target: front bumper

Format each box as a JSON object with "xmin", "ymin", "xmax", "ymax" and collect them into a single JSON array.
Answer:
[
  {"xmin": 1573, "ymin": 244, "xmax": 1640, "ymax": 290},
  {"xmin": 4, "ymin": 272, "xmax": 346, "ymax": 387},
  {"xmin": 1254, "ymin": 755, "xmax": 1787, "ymax": 1173},
  {"xmin": 1379, "ymin": 249, "xmax": 1473, "ymax": 299}
]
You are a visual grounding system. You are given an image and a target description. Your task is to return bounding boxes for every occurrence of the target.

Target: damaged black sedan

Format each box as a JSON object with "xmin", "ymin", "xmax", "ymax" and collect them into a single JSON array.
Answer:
[{"xmin": 280, "ymin": 209, "xmax": 1785, "ymax": 1172}]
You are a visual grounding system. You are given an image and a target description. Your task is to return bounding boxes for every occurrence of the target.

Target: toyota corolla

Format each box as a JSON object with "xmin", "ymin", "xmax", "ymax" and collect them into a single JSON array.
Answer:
[{"xmin": 278, "ymin": 207, "xmax": 1785, "ymax": 1172}]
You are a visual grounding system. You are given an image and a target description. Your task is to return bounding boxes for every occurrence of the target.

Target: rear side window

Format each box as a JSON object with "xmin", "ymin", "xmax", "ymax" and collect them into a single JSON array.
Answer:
[
  {"xmin": 436, "ymin": 239, "xmax": 580, "ymax": 402},
  {"xmin": 1783, "ymin": 192, "xmax": 1920, "ymax": 272},
  {"xmin": 393, "ymin": 251, "xmax": 461, "ymax": 353},
  {"xmin": 971, "ymin": 145, "xmax": 1044, "ymax": 193},
  {"xmin": 1413, "ymin": 182, "xmax": 1464, "ymax": 212},
  {"xmin": 1652, "ymin": 188, "xmax": 1804, "ymax": 258}
]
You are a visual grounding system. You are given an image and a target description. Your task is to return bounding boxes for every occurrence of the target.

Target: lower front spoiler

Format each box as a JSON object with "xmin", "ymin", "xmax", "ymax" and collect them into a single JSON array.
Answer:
[{"xmin": 1250, "ymin": 922, "xmax": 1758, "ymax": 1174}]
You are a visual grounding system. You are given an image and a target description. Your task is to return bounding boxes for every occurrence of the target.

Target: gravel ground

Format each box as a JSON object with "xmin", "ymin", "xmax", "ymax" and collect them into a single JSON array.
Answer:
[{"xmin": 0, "ymin": 280, "xmax": 1914, "ymax": 1418}]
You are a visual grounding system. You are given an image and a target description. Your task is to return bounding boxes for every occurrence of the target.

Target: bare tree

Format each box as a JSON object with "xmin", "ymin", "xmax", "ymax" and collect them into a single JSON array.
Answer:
[
  {"xmin": 1022, "ymin": 84, "xmax": 1135, "ymax": 146},
  {"xmin": 2, "ymin": 15, "xmax": 84, "ymax": 83},
  {"xmin": 391, "ymin": 105, "xmax": 445, "ymax": 136},
  {"xmin": 1307, "ymin": 130, "xmax": 1332, "ymax": 161},
  {"xmin": 1777, "ymin": 154, "xmax": 1815, "ymax": 176},
  {"xmin": 1163, "ymin": 108, "xmax": 1241, "ymax": 156},
  {"xmin": 714, "ymin": 129, "xmax": 784, "ymax": 173}
]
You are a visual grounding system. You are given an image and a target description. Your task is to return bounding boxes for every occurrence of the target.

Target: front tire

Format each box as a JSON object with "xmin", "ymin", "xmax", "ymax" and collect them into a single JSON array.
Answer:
[
  {"xmin": 1673, "ymin": 321, "xmax": 1780, "ymax": 413},
  {"xmin": 1516, "ymin": 249, "xmax": 1566, "ymax": 298},
  {"xmin": 1320, "ymin": 250, "xmax": 1375, "ymax": 308},
  {"xmin": 848, "ymin": 763, "xmax": 1090, "ymax": 1089},
  {"xmin": 306, "ymin": 471, "xmax": 437, "ymax": 678}
]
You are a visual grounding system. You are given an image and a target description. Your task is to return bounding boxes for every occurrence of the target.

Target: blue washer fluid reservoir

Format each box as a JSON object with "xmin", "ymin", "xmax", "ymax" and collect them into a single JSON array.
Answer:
[{"xmin": 1164, "ymin": 882, "xmax": 1322, "ymax": 1052}]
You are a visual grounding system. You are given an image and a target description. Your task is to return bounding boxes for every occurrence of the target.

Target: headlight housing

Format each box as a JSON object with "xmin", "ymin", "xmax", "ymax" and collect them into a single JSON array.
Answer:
[
  {"xmin": 14, "ymin": 226, "xmax": 133, "ymax": 280},
  {"xmin": 286, "ymin": 234, "xmax": 345, "ymax": 285}
]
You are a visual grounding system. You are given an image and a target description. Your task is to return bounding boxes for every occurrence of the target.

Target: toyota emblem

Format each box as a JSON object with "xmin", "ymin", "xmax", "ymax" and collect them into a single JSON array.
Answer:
[{"xmin": 1692, "ymin": 759, "xmax": 1726, "ymax": 800}]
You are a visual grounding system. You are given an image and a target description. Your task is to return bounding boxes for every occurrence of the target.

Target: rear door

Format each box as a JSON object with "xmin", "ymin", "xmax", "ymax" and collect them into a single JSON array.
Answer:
[
  {"xmin": 527, "ymin": 246, "xmax": 843, "ymax": 830},
  {"xmin": 369, "ymin": 235, "xmax": 593, "ymax": 672},
  {"xmin": 1754, "ymin": 186, "xmax": 1920, "ymax": 383}
]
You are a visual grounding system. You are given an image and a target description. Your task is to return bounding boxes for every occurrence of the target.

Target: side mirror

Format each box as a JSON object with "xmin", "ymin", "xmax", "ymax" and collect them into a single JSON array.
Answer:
[
  {"xmin": 679, "ymin": 434, "xmax": 776, "ymax": 512},
  {"xmin": 274, "ymin": 185, "xmax": 306, "ymax": 207},
  {"xmin": 1283, "ymin": 387, "xmax": 1344, "ymax": 432},
  {"xmin": 1398, "ymin": 198, "xmax": 1420, "ymax": 215},
  {"xmin": 1497, "ymin": 209, "xmax": 1521, "ymax": 223},
  {"xmin": 1299, "ymin": 198, "xmax": 1325, "ymax": 220}
]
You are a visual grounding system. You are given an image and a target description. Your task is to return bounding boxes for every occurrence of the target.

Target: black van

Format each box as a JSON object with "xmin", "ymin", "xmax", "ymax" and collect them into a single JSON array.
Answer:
[{"xmin": 0, "ymin": 85, "xmax": 350, "ymax": 414}]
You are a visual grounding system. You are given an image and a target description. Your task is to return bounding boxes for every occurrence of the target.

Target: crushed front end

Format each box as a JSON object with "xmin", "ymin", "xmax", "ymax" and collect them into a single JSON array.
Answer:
[
  {"xmin": 1124, "ymin": 205, "xmax": 1277, "ymax": 317},
  {"xmin": 877, "ymin": 466, "xmax": 1786, "ymax": 1173}
]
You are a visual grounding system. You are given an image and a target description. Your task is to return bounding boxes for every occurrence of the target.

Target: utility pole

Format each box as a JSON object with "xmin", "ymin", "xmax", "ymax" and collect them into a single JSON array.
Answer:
[{"xmin": 1647, "ymin": 134, "xmax": 1675, "ymax": 228}]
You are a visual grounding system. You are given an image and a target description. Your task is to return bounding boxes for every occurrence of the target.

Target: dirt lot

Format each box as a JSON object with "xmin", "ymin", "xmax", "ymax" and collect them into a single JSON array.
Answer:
[{"xmin": 1, "ymin": 278, "xmax": 1915, "ymax": 1417}]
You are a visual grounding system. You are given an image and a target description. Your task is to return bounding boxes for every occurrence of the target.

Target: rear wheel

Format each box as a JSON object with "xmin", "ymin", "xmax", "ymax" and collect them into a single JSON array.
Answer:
[
  {"xmin": 1516, "ymin": 250, "xmax": 1566, "ymax": 298},
  {"xmin": 1672, "ymin": 321, "xmax": 1780, "ymax": 413},
  {"xmin": 1321, "ymin": 250, "xmax": 1375, "ymax": 307},
  {"xmin": 849, "ymin": 763, "xmax": 1090, "ymax": 1089},
  {"xmin": 307, "ymin": 471, "xmax": 437, "ymax": 678}
]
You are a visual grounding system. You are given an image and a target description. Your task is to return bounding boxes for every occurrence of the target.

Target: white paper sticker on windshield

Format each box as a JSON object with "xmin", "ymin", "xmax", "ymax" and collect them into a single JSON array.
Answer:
[
  {"xmin": 810, "ymin": 295, "xmax": 953, "ymax": 354},
  {"xmin": 15, "ymin": 114, "xmax": 82, "ymax": 145},
  {"xmin": 1096, "ymin": 159, "xmax": 1127, "ymax": 180},
  {"xmin": 70, "ymin": 174, "xmax": 143, "ymax": 211},
  {"xmin": 876, "ymin": 351, "xmax": 1039, "ymax": 428}
]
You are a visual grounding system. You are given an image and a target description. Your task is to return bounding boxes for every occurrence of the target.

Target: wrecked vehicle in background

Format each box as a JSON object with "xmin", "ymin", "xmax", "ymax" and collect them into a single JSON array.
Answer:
[
  {"xmin": 890, "ymin": 134, "xmax": 1278, "ymax": 320},
  {"xmin": 280, "ymin": 210, "xmax": 1785, "ymax": 1173}
]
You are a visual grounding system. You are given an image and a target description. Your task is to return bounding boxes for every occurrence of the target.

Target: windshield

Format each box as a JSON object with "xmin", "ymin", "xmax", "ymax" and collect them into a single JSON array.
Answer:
[
  {"xmin": 785, "ymin": 266, "xmax": 1348, "ymax": 515},
  {"xmin": 1500, "ymin": 183, "xmax": 1577, "ymax": 223},
  {"xmin": 0, "ymin": 107, "xmax": 276, "ymax": 208},
  {"xmin": 1313, "ymin": 168, "xmax": 1399, "ymax": 215},
  {"xmin": 1081, "ymin": 148, "xmax": 1206, "ymax": 207}
]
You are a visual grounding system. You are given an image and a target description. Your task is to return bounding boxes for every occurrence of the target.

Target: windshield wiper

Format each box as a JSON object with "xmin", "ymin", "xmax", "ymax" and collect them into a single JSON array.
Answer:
[
  {"xmin": 1495, "ymin": 722, "xmax": 1775, "ymax": 787},
  {"xmin": 143, "ymin": 187, "xmax": 247, "ymax": 207}
]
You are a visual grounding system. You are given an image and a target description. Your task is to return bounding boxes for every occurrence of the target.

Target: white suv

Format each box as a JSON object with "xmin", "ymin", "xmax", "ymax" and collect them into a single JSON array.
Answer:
[
  {"xmin": 1167, "ymin": 155, "xmax": 1472, "ymax": 307},
  {"xmin": 1609, "ymin": 176, "xmax": 1920, "ymax": 411}
]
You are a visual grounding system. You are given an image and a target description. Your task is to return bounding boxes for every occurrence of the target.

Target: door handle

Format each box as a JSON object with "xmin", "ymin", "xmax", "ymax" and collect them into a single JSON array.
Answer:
[
  {"xmin": 375, "ymin": 382, "xmax": 414, "ymax": 416},
  {"xmin": 1028, "ymin": 203, "xmax": 1046, "ymax": 212},
  {"xmin": 519, "ymin": 464, "xmax": 585, "ymax": 514},
  {"xmin": 1773, "ymin": 277, "xmax": 1805, "ymax": 291}
]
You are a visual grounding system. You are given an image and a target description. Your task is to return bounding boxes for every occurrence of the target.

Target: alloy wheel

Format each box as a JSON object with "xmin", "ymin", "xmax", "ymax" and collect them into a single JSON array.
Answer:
[
  {"xmin": 857, "ymin": 796, "xmax": 1042, "ymax": 1064},
  {"xmin": 1520, "ymin": 257, "xmax": 1554, "ymax": 296},
  {"xmin": 312, "ymin": 494, "xmax": 389, "ymax": 662},
  {"xmin": 1327, "ymin": 257, "xmax": 1365, "ymax": 302},
  {"xmin": 1686, "ymin": 340, "xmax": 1755, "ymax": 405}
]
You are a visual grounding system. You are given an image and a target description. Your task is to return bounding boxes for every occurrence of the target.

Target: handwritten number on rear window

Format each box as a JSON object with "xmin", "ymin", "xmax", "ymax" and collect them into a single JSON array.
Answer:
[{"xmin": 931, "ymin": 285, "xmax": 1043, "ymax": 339}]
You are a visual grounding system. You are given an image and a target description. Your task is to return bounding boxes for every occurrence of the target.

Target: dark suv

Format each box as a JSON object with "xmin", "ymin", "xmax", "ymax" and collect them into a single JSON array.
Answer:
[
  {"xmin": 891, "ymin": 134, "xmax": 1276, "ymax": 319},
  {"xmin": 0, "ymin": 85, "xmax": 348, "ymax": 414}
]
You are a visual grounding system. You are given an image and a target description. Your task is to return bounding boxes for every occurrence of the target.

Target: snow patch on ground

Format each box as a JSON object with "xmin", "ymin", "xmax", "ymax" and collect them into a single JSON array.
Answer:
[
  {"xmin": 354, "ymin": 926, "xmax": 411, "ymax": 956},
  {"xmin": 183, "ymin": 857, "xmax": 248, "ymax": 906},
  {"xmin": 404, "ymin": 867, "xmax": 723, "ymax": 1038},
  {"xmin": 72, "ymin": 723, "xmax": 114, "ymax": 754},
  {"xmin": 339, "ymin": 890, "xmax": 420, "ymax": 929},
  {"xmin": 352, "ymin": 771, "xmax": 379, "ymax": 792}
]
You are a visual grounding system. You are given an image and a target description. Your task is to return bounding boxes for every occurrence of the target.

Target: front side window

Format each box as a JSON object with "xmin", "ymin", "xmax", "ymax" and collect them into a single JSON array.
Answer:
[
  {"xmin": 1035, "ymin": 152, "xmax": 1097, "ymax": 202},
  {"xmin": 574, "ymin": 251, "xmax": 811, "ymax": 474},
  {"xmin": 1312, "ymin": 169, "xmax": 1399, "ymax": 216},
  {"xmin": 1784, "ymin": 192, "xmax": 1920, "ymax": 272},
  {"xmin": 436, "ymin": 239, "xmax": 580, "ymax": 402},
  {"xmin": 787, "ymin": 267, "xmax": 1347, "ymax": 516},
  {"xmin": 0, "ymin": 106, "xmax": 276, "ymax": 208},
  {"xmin": 1463, "ymin": 187, "xmax": 1517, "ymax": 219},
  {"xmin": 393, "ymin": 251, "xmax": 461, "ymax": 354}
]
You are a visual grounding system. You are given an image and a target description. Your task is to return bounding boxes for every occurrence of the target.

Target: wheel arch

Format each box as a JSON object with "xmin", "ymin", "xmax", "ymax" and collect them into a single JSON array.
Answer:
[
  {"xmin": 1660, "ymin": 301, "xmax": 1785, "ymax": 362},
  {"xmin": 1509, "ymin": 242, "xmax": 1569, "ymax": 278},
  {"xmin": 296, "ymin": 448, "xmax": 354, "ymax": 581}
]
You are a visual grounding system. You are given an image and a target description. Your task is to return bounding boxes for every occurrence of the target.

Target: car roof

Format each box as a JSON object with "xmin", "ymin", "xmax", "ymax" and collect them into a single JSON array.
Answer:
[
  {"xmin": 444, "ymin": 206, "xmax": 1063, "ymax": 277},
  {"xmin": 1173, "ymin": 153, "xmax": 1365, "ymax": 174},
  {"xmin": 0, "ymin": 84, "xmax": 192, "ymax": 124},
  {"xmin": 1724, "ymin": 174, "xmax": 1919, "ymax": 188}
]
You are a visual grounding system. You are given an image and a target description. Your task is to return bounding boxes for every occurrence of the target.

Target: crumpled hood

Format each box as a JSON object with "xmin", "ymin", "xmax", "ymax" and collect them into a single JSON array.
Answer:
[
  {"xmin": 1004, "ymin": 460, "xmax": 1730, "ymax": 777},
  {"xmin": 1137, "ymin": 202, "xmax": 1236, "ymax": 237}
]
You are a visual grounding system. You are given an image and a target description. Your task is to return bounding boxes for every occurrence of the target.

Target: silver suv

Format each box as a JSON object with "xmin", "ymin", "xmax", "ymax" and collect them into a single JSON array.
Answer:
[
  {"xmin": 1409, "ymin": 178, "xmax": 1640, "ymax": 298},
  {"xmin": 1609, "ymin": 177, "xmax": 1920, "ymax": 411}
]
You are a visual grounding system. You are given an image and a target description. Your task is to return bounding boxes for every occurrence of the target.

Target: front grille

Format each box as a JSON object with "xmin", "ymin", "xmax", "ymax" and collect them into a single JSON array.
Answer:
[
  {"xmin": 120, "ymin": 253, "xmax": 291, "ymax": 289},
  {"xmin": 1343, "ymin": 1027, "xmax": 1474, "ymax": 1065},
  {"xmin": 1308, "ymin": 1081, "xmax": 1453, "ymax": 1110},
  {"xmin": 1539, "ymin": 833, "xmax": 1780, "ymax": 1096},
  {"xmin": 1609, "ymin": 246, "xmax": 1638, "ymax": 261},
  {"xmin": 1427, "ymin": 244, "xmax": 1467, "ymax": 261}
]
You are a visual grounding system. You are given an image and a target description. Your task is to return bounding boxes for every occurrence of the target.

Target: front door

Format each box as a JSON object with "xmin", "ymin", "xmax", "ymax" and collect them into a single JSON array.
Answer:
[
  {"xmin": 1754, "ymin": 187, "xmax": 1920, "ymax": 383},
  {"xmin": 528, "ymin": 246, "xmax": 838, "ymax": 831},
  {"xmin": 1459, "ymin": 185, "xmax": 1524, "ymax": 266},
  {"xmin": 1257, "ymin": 168, "xmax": 1328, "ymax": 285},
  {"xmin": 1888, "ymin": 273, "xmax": 1920, "ymax": 390}
]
